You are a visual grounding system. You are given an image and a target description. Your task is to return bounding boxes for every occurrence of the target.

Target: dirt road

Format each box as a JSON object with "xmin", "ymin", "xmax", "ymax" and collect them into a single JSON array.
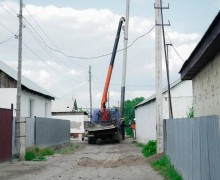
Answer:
[{"xmin": 0, "ymin": 138, "xmax": 163, "ymax": 180}]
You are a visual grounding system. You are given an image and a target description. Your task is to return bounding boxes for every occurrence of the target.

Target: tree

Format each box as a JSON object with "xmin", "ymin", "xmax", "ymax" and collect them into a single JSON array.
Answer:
[
  {"xmin": 74, "ymin": 99, "xmax": 78, "ymax": 111},
  {"xmin": 123, "ymin": 97, "xmax": 144, "ymax": 135}
]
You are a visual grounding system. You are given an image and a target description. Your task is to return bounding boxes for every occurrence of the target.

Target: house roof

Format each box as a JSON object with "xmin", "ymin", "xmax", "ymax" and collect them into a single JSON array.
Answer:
[
  {"xmin": 0, "ymin": 60, "xmax": 54, "ymax": 100},
  {"xmin": 180, "ymin": 11, "xmax": 220, "ymax": 80},
  {"xmin": 134, "ymin": 79, "xmax": 182, "ymax": 109}
]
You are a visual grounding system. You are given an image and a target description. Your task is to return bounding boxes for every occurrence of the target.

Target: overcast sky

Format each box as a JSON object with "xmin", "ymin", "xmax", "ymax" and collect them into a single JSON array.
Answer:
[{"xmin": 0, "ymin": 0, "xmax": 219, "ymax": 110}]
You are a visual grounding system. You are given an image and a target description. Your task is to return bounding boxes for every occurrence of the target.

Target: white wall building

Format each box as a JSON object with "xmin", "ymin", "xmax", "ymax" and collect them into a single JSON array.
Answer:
[
  {"xmin": 52, "ymin": 99, "xmax": 88, "ymax": 138},
  {"xmin": 180, "ymin": 12, "xmax": 220, "ymax": 117},
  {"xmin": 134, "ymin": 79, "xmax": 193, "ymax": 144},
  {"xmin": 0, "ymin": 60, "xmax": 54, "ymax": 117}
]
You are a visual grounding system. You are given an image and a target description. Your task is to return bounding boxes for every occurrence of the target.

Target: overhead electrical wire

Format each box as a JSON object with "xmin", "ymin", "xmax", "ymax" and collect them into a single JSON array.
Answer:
[
  {"xmin": 26, "ymin": 24, "xmax": 155, "ymax": 60},
  {"xmin": 0, "ymin": 2, "xmax": 17, "ymax": 21},
  {"xmin": 0, "ymin": 0, "xmax": 17, "ymax": 14},
  {"xmin": 0, "ymin": 35, "xmax": 15, "ymax": 45},
  {"xmin": 24, "ymin": 5, "xmax": 156, "ymax": 60},
  {"xmin": 165, "ymin": 31, "xmax": 185, "ymax": 62},
  {"xmin": 0, "ymin": 21, "xmax": 17, "ymax": 35},
  {"xmin": 23, "ymin": 41, "xmax": 86, "ymax": 82}
]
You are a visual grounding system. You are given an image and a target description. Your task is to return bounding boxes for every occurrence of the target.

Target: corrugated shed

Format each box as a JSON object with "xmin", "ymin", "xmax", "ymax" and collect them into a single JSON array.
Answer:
[{"xmin": 0, "ymin": 60, "xmax": 54, "ymax": 100}]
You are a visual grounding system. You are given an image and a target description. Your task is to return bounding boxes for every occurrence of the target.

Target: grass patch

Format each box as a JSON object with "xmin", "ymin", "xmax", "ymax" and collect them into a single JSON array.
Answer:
[
  {"xmin": 151, "ymin": 156, "xmax": 182, "ymax": 180},
  {"xmin": 25, "ymin": 147, "xmax": 54, "ymax": 161},
  {"xmin": 55, "ymin": 143, "xmax": 79, "ymax": 154},
  {"xmin": 142, "ymin": 140, "xmax": 157, "ymax": 157}
]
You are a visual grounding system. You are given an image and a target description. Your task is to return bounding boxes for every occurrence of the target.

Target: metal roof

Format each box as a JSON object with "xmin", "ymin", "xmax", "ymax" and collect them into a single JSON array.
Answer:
[
  {"xmin": 0, "ymin": 60, "xmax": 54, "ymax": 100},
  {"xmin": 134, "ymin": 78, "xmax": 182, "ymax": 109},
  {"xmin": 180, "ymin": 11, "xmax": 220, "ymax": 80}
]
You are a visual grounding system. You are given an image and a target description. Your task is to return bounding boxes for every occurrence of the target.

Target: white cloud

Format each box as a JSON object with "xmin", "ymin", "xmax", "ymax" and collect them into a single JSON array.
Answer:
[{"xmin": 0, "ymin": 1, "xmax": 201, "ymax": 108}]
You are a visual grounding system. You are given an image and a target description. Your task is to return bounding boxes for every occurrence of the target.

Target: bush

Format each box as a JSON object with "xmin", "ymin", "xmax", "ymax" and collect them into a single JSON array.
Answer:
[
  {"xmin": 142, "ymin": 140, "xmax": 157, "ymax": 157},
  {"xmin": 25, "ymin": 150, "xmax": 36, "ymax": 161},
  {"xmin": 41, "ymin": 147, "xmax": 54, "ymax": 156},
  {"xmin": 151, "ymin": 156, "xmax": 182, "ymax": 180},
  {"xmin": 25, "ymin": 146, "xmax": 54, "ymax": 161}
]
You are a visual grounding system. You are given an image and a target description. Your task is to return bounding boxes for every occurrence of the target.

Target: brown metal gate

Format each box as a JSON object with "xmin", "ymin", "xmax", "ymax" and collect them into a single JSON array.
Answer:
[{"xmin": 0, "ymin": 108, "xmax": 13, "ymax": 162}]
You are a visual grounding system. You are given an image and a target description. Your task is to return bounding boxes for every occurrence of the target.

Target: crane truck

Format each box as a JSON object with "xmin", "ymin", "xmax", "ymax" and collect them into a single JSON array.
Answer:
[{"xmin": 84, "ymin": 17, "xmax": 125, "ymax": 144}]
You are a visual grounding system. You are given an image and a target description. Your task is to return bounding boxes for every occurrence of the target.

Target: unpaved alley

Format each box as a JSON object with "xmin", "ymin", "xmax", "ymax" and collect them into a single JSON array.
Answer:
[{"xmin": 0, "ymin": 138, "xmax": 163, "ymax": 180}]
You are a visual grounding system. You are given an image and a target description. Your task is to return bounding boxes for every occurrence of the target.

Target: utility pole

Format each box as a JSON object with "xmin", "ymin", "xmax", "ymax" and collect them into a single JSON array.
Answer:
[
  {"xmin": 165, "ymin": 43, "xmax": 173, "ymax": 119},
  {"xmin": 120, "ymin": 0, "xmax": 130, "ymax": 118},
  {"xmin": 155, "ymin": 0, "xmax": 163, "ymax": 153},
  {"xmin": 16, "ymin": 0, "xmax": 24, "ymax": 159},
  {"xmin": 89, "ymin": 65, "xmax": 92, "ymax": 120},
  {"xmin": 155, "ymin": 0, "xmax": 170, "ymax": 153}
]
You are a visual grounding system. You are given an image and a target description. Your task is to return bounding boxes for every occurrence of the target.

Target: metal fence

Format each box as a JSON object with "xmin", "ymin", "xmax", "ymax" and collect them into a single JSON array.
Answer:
[
  {"xmin": 0, "ymin": 108, "xmax": 13, "ymax": 162},
  {"xmin": 35, "ymin": 117, "xmax": 70, "ymax": 147},
  {"xmin": 164, "ymin": 115, "xmax": 220, "ymax": 180},
  {"xmin": 12, "ymin": 117, "xmax": 70, "ymax": 156}
]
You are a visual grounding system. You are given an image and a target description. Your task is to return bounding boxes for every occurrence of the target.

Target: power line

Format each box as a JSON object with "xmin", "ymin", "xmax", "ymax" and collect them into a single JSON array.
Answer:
[
  {"xmin": 24, "ymin": 6, "xmax": 60, "ymax": 51},
  {"xmin": 24, "ymin": 23, "xmax": 87, "ymax": 78},
  {"xmin": 24, "ymin": 6, "xmax": 156, "ymax": 60},
  {"xmin": 23, "ymin": 41, "xmax": 86, "ymax": 82},
  {"xmin": 0, "ymin": 2, "xmax": 17, "ymax": 21},
  {"xmin": 23, "ymin": 16, "xmax": 86, "ymax": 69},
  {"xmin": 165, "ymin": 31, "xmax": 185, "ymax": 62},
  {"xmin": 0, "ymin": 21, "xmax": 17, "ymax": 35},
  {"xmin": 0, "ymin": 35, "xmax": 15, "ymax": 45},
  {"xmin": 0, "ymin": 0, "xmax": 18, "ymax": 14},
  {"xmin": 40, "ymin": 25, "xmax": 155, "ymax": 60}
]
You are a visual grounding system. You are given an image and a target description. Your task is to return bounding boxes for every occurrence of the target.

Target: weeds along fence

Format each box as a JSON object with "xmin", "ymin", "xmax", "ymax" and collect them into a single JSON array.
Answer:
[
  {"xmin": 164, "ymin": 115, "xmax": 220, "ymax": 180},
  {"xmin": 12, "ymin": 117, "xmax": 70, "ymax": 156}
]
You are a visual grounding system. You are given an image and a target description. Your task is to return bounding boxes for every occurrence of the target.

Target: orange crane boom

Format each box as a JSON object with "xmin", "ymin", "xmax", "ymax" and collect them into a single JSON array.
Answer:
[{"xmin": 101, "ymin": 17, "xmax": 125, "ymax": 120}]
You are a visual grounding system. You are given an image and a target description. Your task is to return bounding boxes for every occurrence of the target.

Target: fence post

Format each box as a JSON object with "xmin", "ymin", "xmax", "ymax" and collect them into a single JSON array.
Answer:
[
  {"xmin": 163, "ymin": 119, "xmax": 167, "ymax": 153},
  {"xmin": 34, "ymin": 116, "xmax": 36, "ymax": 146},
  {"xmin": 19, "ymin": 117, "xmax": 26, "ymax": 160}
]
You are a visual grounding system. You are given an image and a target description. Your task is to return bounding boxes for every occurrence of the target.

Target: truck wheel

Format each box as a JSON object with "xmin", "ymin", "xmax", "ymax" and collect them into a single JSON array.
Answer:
[
  {"xmin": 88, "ymin": 137, "xmax": 95, "ymax": 144},
  {"xmin": 96, "ymin": 138, "xmax": 102, "ymax": 145},
  {"xmin": 113, "ymin": 133, "xmax": 121, "ymax": 143}
]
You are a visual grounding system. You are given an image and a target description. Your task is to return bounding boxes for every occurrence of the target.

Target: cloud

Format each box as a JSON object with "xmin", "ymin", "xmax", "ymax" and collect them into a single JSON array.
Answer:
[{"xmin": 0, "ymin": 1, "xmax": 201, "ymax": 108}]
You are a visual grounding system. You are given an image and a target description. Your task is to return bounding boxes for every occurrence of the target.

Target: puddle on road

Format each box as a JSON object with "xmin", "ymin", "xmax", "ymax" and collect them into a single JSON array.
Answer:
[{"xmin": 77, "ymin": 155, "xmax": 147, "ymax": 168}]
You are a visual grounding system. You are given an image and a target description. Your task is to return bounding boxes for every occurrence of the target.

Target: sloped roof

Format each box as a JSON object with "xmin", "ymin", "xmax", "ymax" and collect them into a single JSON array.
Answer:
[
  {"xmin": 180, "ymin": 11, "xmax": 220, "ymax": 80},
  {"xmin": 134, "ymin": 79, "xmax": 182, "ymax": 109},
  {"xmin": 0, "ymin": 60, "xmax": 54, "ymax": 100}
]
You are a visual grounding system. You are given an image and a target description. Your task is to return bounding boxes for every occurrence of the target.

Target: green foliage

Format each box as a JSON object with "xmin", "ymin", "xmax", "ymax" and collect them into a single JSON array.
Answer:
[
  {"xmin": 25, "ymin": 147, "xmax": 54, "ymax": 161},
  {"xmin": 151, "ymin": 156, "xmax": 182, "ymax": 180},
  {"xmin": 124, "ymin": 97, "xmax": 144, "ymax": 135},
  {"xmin": 41, "ymin": 147, "xmax": 54, "ymax": 156},
  {"xmin": 25, "ymin": 151, "xmax": 36, "ymax": 161},
  {"xmin": 142, "ymin": 140, "xmax": 157, "ymax": 157},
  {"xmin": 56, "ymin": 143, "xmax": 79, "ymax": 154},
  {"xmin": 186, "ymin": 106, "xmax": 194, "ymax": 118}
]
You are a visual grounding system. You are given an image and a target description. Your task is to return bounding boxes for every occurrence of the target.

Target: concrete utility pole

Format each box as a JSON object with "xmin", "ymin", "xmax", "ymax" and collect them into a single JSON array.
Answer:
[
  {"xmin": 120, "ymin": 0, "xmax": 130, "ymax": 118},
  {"xmin": 89, "ymin": 65, "xmax": 92, "ymax": 120},
  {"xmin": 16, "ymin": 0, "xmax": 25, "ymax": 160},
  {"xmin": 155, "ymin": 0, "xmax": 163, "ymax": 153}
]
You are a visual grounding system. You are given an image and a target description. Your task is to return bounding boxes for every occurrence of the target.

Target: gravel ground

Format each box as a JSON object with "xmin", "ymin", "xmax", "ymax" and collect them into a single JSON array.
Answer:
[{"xmin": 0, "ymin": 138, "xmax": 163, "ymax": 180}]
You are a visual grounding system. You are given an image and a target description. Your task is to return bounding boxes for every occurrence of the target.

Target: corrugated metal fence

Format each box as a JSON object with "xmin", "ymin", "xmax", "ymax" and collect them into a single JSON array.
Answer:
[
  {"xmin": 13, "ymin": 117, "xmax": 70, "ymax": 156},
  {"xmin": 0, "ymin": 108, "xmax": 12, "ymax": 162},
  {"xmin": 164, "ymin": 116, "xmax": 220, "ymax": 180}
]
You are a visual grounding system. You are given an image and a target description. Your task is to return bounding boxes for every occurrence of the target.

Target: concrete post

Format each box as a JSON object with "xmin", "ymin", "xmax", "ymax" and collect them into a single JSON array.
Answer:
[{"xmin": 155, "ymin": 0, "xmax": 163, "ymax": 153}]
